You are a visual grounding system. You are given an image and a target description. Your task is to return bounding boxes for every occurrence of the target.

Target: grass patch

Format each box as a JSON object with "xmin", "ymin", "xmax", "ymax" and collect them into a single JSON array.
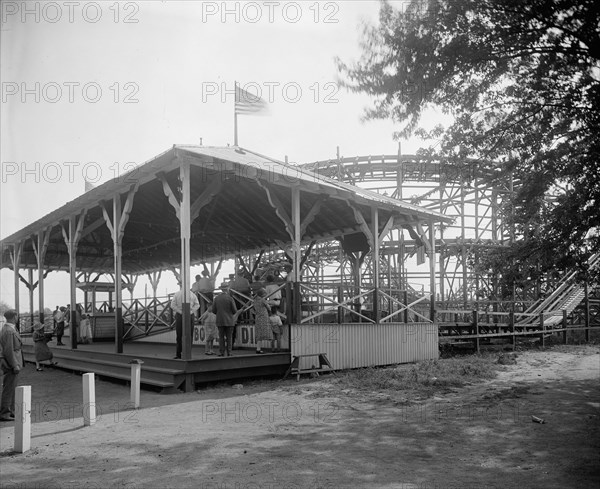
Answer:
[{"xmin": 335, "ymin": 354, "xmax": 500, "ymax": 398}]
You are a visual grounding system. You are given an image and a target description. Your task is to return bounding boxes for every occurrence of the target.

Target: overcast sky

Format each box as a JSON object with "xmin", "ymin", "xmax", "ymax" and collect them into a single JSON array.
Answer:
[{"xmin": 1, "ymin": 0, "xmax": 442, "ymax": 309}]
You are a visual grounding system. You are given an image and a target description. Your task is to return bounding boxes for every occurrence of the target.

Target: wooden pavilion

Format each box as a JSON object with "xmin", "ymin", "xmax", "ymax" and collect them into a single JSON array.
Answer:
[{"xmin": 0, "ymin": 145, "xmax": 452, "ymax": 391}]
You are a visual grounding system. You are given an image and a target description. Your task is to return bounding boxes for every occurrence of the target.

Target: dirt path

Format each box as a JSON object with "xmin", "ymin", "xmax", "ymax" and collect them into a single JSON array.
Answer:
[{"xmin": 1, "ymin": 345, "xmax": 599, "ymax": 489}]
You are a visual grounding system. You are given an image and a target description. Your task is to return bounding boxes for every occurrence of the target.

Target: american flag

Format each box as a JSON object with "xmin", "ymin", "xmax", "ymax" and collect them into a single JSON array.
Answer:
[{"xmin": 235, "ymin": 85, "xmax": 269, "ymax": 115}]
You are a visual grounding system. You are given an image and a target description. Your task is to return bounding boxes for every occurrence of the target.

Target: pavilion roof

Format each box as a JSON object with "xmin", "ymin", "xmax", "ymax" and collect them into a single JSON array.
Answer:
[{"xmin": 0, "ymin": 145, "xmax": 451, "ymax": 275}]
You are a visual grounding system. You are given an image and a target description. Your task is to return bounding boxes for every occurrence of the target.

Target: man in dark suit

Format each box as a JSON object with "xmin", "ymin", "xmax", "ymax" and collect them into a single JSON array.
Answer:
[
  {"xmin": 212, "ymin": 290, "xmax": 238, "ymax": 357},
  {"xmin": 0, "ymin": 309, "xmax": 23, "ymax": 421}
]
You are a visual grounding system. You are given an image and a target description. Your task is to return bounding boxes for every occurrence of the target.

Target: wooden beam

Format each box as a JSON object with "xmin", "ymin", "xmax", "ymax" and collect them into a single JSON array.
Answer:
[
  {"xmin": 256, "ymin": 179, "xmax": 294, "ymax": 240},
  {"xmin": 117, "ymin": 184, "xmax": 139, "ymax": 242},
  {"xmin": 157, "ymin": 171, "xmax": 181, "ymax": 219},
  {"xmin": 416, "ymin": 222, "xmax": 432, "ymax": 252},
  {"xmin": 347, "ymin": 202, "xmax": 374, "ymax": 249},
  {"xmin": 251, "ymin": 250, "xmax": 265, "ymax": 275},
  {"xmin": 300, "ymin": 197, "xmax": 325, "ymax": 236},
  {"xmin": 80, "ymin": 217, "xmax": 106, "ymax": 240},
  {"xmin": 299, "ymin": 240, "xmax": 316, "ymax": 271},
  {"xmin": 100, "ymin": 202, "xmax": 114, "ymax": 237},
  {"xmin": 190, "ymin": 178, "xmax": 222, "ymax": 223},
  {"xmin": 378, "ymin": 215, "xmax": 395, "ymax": 242}
]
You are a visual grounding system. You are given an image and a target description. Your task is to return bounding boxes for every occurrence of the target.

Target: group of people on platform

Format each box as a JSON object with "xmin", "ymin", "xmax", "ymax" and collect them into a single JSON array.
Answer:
[
  {"xmin": 51, "ymin": 304, "xmax": 93, "ymax": 347},
  {"xmin": 171, "ymin": 269, "xmax": 287, "ymax": 358}
]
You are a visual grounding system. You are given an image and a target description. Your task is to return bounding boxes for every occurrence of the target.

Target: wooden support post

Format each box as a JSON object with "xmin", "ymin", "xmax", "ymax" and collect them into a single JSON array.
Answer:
[
  {"xmin": 371, "ymin": 207, "xmax": 380, "ymax": 323},
  {"xmin": 473, "ymin": 310, "xmax": 480, "ymax": 353},
  {"xmin": 35, "ymin": 229, "xmax": 50, "ymax": 324},
  {"xmin": 337, "ymin": 285, "xmax": 343, "ymax": 324},
  {"xmin": 28, "ymin": 268, "xmax": 34, "ymax": 326},
  {"xmin": 14, "ymin": 386, "xmax": 31, "ymax": 453},
  {"xmin": 539, "ymin": 312, "xmax": 545, "ymax": 349},
  {"xmin": 403, "ymin": 290, "xmax": 409, "ymax": 324},
  {"xmin": 294, "ymin": 282, "xmax": 302, "ymax": 324},
  {"xmin": 429, "ymin": 220, "xmax": 436, "ymax": 321},
  {"xmin": 11, "ymin": 243, "xmax": 22, "ymax": 329},
  {"xmin": 291, "ymin": 186, "xmax": 302, "ymax": 323},
  {"xmin": 584, "ymin": 283, "xmax": 590, "ymax": 343},
  {"xmin": 562, "ymin": 309, "xmax": 568, "ymax": 344},
  {"xmin": 82, "ymin": 373, "xmax": 96, "ymax": 426},
  {"xmin": 68, "ymin": 215, "xmax": 78, "ymax": 350},
  {"xmin": 180, "ymin": 161, "xmax": 192, "ymax": 361},
  {"xmin": 113, "ymin": 195, "xmax": 124, "ymax": 353}
]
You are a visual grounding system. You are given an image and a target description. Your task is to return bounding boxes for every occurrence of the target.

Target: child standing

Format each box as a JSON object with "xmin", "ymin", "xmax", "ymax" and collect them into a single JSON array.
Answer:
[
  {"xmin": 79, "ymin": 314, "xmax": 93, "ymax": 344},
  {"xmin": 200, "ymin": 306, "xmax": 217, "ymax": 355},
  {"xmin": 269, "ymin": 306, "xmax": 286, "ymax": 352}
]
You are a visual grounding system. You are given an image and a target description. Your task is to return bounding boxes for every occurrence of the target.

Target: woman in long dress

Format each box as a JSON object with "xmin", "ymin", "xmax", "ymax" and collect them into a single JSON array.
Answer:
[
  {"xmin": 32, "ymin": 322, "xmax": 57, "ymax": 371},
  {"xmin": 253, "ymin": 288, "xmax": 274, "ymax": 354}
]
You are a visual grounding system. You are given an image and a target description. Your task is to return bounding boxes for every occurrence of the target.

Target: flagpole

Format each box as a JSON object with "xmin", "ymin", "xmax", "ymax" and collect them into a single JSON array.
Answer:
[{"xmin": 234, "ymin": 81, "xmax": 238, "ymax": 146}]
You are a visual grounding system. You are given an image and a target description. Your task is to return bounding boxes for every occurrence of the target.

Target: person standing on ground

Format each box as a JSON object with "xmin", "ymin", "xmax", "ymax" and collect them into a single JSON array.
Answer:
[
  {"xmin": 0, "ymin": 310, "xmax": 23, "ymax": 421},
  {"xmin": 55, "ymin": 306, "xmax": 66, "ymax": 345},
  {"xmin": 212, "ymin": 289, "xmax": 238, "ymax": 357},
  {"xmin": 79, "ymin": 314, "xmax": 93, "ymax": 344},
  {"xmin": 53, "ymin": 305, "xmax": 59, "ymax": 330},
  {"xmin": 171, "ymin": 287, "xmax": 200, "ymax": 359},
  {"xmin": 32, "ymin": 322, "xmax": 58, "ymax": 371},
  {"xmin": 199, "ymin": 304, "xmax": 217, "ymax": 355},
  {"xmin": 253, "ymin": 288, "xmax": 275, "ymax": 354}
]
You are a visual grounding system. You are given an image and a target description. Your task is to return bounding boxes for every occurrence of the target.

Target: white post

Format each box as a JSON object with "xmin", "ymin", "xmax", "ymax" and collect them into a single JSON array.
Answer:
[
  {"xmin": 83, "ymin": 373, "xmax": 96, "ymax": 426},
  {"xmin": 130, "ymin": 360, "xmax": 143, "ymax": 409},
  {"xmin": 15, "ymin": 386, "xmax": 31, "ymax": 453}
]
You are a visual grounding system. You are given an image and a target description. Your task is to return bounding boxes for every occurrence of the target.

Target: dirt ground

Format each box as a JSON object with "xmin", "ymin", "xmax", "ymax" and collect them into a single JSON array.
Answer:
[{"xmin": 1, "ymin": 344, "xmax": 599, "ymax": 489}]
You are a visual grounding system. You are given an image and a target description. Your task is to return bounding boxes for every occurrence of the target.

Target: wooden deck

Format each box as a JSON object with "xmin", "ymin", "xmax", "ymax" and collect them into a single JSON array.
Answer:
[{"xmin": 22, "ymin": 340, "xmax": 291, "ymax": 393}]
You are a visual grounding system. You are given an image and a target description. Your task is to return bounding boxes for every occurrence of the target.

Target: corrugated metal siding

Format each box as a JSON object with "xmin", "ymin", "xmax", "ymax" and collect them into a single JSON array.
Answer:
[{"xmin": 291, "ymin": 323, "xmax": 438, "ymax": 370}]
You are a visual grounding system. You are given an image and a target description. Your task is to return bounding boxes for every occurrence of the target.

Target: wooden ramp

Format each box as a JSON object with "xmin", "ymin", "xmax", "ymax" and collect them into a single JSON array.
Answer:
[{"xmin": 22, "ymin": 341, "xmax": 290, "ymax": 392}]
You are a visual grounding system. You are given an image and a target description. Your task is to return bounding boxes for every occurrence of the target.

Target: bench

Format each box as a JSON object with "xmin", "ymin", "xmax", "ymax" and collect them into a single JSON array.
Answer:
[{"xmin": 283, "ymin": 353, "xmax": 335, "ymax": 381}]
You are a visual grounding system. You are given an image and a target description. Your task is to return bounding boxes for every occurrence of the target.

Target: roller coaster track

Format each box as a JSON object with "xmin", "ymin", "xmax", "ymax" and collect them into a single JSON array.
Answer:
[{"xmin": 517, "ymin": 253, "xmax": 599, "ymax": 326}]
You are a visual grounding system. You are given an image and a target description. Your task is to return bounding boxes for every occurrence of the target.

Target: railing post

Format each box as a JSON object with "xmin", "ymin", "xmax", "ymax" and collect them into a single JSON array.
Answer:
[
  {"xmin": 337, "ymin": 285, "xmax": 343, "ymax": 324},
  {"xmin": 509, "ymin": 310, "xmax": 515, "ymax": 351},
  {"xmin": 403, "ymin": 290, "xmax": 409, "ymax": 324},
  {"xmin": 539, "ymin": 312, "xmax": 545, "ymax": 349},
  {"xmin": 473, "ymin": 310, "xmax": 480, "ymax": 353},
  {"xmin": 430, "ymin": 293, "xmax": 435, "ymax": 322},
  {"xmin": 562, "ymin": 309, "xmax": 568, "ymax": 344},
  {"xmin": 584, "ymin": 282, "xmax": 590, "ymax": 343},
  {"xmin": 294, "ymin": 282, "xmax": 302, "ymax": 324}
]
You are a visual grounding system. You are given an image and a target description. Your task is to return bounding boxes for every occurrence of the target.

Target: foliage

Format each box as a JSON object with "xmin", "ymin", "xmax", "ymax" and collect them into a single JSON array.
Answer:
[{"xmin": 337, "ymin": 0, "xmax": 600, "ymax": 286}]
